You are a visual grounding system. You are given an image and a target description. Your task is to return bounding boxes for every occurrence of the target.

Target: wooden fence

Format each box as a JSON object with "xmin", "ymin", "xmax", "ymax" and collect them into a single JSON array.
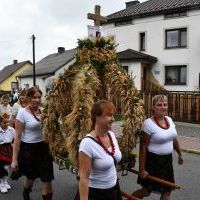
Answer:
[{"xmin": 112, "ymin": 91, "xmax": 200, "ymax": 124}]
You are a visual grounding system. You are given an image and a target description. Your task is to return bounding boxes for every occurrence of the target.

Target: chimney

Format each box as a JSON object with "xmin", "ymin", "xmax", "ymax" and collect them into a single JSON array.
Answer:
[
  {"xmin": 126, "ymin": 1, "xmax": 140, "ymax": 8},
  {"xmin": 13, "ymin": 60, "xmax": 18, "ymax": 64},
  {"xmin": 58, "ymin": 47, "xmax": 65, "ymax": 54}
]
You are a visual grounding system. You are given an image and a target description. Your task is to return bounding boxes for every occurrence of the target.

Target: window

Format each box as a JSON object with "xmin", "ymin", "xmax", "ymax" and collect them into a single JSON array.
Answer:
[
  {"xmin": 24, "ymin": 84, "xmax": 29, "ymax": 90},
  {"xmin": 165, "ymin": 11, "xmax": 187, "ymax": 19},
  {"xmin": 11, "ymin": 82, "xmax": 18, "ymax": 91},
  {"xmin": 115, "ymin": 20, "xmax": 132, "ymax": 26},
  {"xmin": 165, "ymin": 28, "xmax": 187, "ymax": 48},
  {"xmin": 139, "ymin": 32, "xmax": 146, "ymax": 51},
  {"xmin": 123, "ymin": 66, "xmax": 128, "ymax": 74},
  {"xmin": 165, "ymin": 65, "xmax": 187, "ymax": 85}
]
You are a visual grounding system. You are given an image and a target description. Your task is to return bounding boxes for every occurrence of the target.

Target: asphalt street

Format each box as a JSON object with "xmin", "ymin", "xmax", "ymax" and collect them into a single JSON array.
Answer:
[{"xmin": 0, "ymin": 151, "xmax": 199, "ymax": 200}]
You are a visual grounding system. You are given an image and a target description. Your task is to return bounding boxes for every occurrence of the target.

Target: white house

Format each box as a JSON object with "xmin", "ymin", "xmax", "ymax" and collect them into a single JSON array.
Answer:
[
  {"xmin": 102, "ymin": 0, "xmax": 200, "ymax": 91},
  {"xmin": 17, "ymin": 47, "xmax": 76, "ymax": 94}
]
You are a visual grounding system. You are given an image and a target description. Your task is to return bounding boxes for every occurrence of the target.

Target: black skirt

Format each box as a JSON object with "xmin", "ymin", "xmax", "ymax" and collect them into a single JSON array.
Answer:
[
  {"xmin": 89, "ymin": 180, "xmax": 122, "ymax": 200},
  {"xmin": 138, "ymin": 151, "xmax": 174, "ymax": 194},
  {"xmin": 74, "ymin": 180, "xmax": 122, "ymax": 200},
  {"xmin": 17, "ymin": 141, "xmax": 54, "ymax": 182}
]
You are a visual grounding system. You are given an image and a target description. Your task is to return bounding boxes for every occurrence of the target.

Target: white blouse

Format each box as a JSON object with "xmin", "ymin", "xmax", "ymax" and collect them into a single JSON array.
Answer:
[
  {"xmin": 142, "ymin": 116, "xmax": 177, "ymax": 155},
  {"xmin": 0, "ymin": 126, "xmax": 15, "ymax": 144},
  {"xmin": 79, "ymin": 131, "xmax": 122, "ymax": 189}
]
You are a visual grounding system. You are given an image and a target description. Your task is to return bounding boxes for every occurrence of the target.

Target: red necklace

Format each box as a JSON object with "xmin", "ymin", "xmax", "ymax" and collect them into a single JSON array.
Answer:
[
  {"xmin": 154, "ymin": 116, "xmax": 169, "ymax": 129},
  {"xmin": 96, "ymin": 132, "xmax": 115, "ymax": 156},
  {"xmin": 29, "ymin": 106, "xmax": 41, "ymax": 122}
]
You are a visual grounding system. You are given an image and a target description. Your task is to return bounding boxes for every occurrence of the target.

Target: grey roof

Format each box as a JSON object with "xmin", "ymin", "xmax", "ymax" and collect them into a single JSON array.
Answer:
[
  {"xmin": 18, "ymin": 48, "xmax": 76, "ymax": 78},
  {"xmin": 107, "ymin": 0, "xmax": 200, "ymax": 22},
  {"xmin": 0, "ymin": 61, "xmax": 32, "ymax": 83},
  {"xmin": 117, "ymin": 49, "xmax": 157, "ymax": 63},
  {"xmin": 17, "ymin": 48, "xmax": 156, "ymax": 79}
]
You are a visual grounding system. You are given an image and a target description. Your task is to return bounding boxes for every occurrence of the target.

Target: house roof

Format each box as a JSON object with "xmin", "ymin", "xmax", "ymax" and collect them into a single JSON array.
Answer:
[
  {"xmin": 106, "ymin": 0, "xmax": 200, "ymax": 22},
  {"xmin": 0, "ymin": 60, "xmax": 32, "ymax": 83},
  {"xmin": 18, "ymin": 48, "xmax": 76, "ymax": 78},
  {"xmin": 117, "ymin": 49, "xmax": 157, "ymax": 63},
  {"xmin": 18, "ymin": 48, "xmax": 156, "ymax": 79}
]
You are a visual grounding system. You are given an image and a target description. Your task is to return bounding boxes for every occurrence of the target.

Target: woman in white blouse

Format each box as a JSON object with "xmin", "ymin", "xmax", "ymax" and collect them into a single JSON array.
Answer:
[
  {"xmin": 78, "ymin": 100, "xmax": 122, "ymax": 200},
  {"xmin": 11, "ymin": 87, "xmax": 54, "ymax": 200},
  {"xmin": 131, "ymin": 94, "xmax": 183, "ymax": 200}
]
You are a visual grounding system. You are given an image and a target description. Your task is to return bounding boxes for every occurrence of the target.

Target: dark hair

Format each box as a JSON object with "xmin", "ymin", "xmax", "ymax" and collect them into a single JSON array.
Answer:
[
  {"xmin": 1, "ymin": 94, "xmax": 10, "ymax": 100},
  {"xmin": 19, "ymin": 88, "xmax": 27, "ymax": 97},
  {"xmin": 26, "ymin": 87, "xmax": 42, "ymax": 98},
  {"xmin": 91, "ymin": 100, "xmax": 116, "ymax": 129}
]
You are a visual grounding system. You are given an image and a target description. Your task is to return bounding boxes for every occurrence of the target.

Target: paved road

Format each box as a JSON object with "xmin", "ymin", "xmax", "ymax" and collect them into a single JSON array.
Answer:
[
  {"xmin": 1, "ymin": 121, "xmax": 199, "ymax": 199},
  {"xmin": 0, "ymin": 152, "xmax": 200, "ymax": 200}
]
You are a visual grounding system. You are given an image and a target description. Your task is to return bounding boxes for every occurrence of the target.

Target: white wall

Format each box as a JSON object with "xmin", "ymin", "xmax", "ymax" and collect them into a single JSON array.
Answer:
[
  {"xmin": 19, "ymin": 76, "xmax": 46, "ymax": 93},
  {"xmin": 54, "ymin": 59, "xmax": 75, "ymax": 77},
  {"xmin": 103, "ymin": 9, "xmax": 200, "ymax": 91},
  {"xmin": 44, "ymin": 59, "xmax": 75, "ymax": 93},
  {"xmin": 122, "ymin": 61, "xmax": 142, "ymax": 90}
]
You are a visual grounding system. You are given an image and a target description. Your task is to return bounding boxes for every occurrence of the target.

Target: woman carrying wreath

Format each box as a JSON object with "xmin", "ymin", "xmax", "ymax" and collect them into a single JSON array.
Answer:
[
  {"xmin": 78, "ymin": 100, "xmax": 122, "ymax": 200},
  {"xmin": 11, "ymin": 87, "xmax": 54, "ymax": 200},
  {"xmin": 130, "ymin": 94, "xmax": 183, "ymax": 200}
]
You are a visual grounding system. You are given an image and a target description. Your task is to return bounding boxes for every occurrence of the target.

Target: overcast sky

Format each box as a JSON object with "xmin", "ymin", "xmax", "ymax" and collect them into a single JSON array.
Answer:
[{"xmin": 0, "ymin": 0, "xmax": 146, "ymax": 70}]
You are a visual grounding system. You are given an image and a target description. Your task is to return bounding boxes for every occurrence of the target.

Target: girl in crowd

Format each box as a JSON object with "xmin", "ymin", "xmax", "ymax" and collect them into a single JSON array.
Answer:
[
  {"xmin": 0, "ymin": 113, "xmax": 15, "ymax": 193},
  {"xmin": 0, "ymin": 94, "xmax": 12, "ymax": 118},
  {"xmin": 11, "ymin": 87, "xmax": 54, "ymax": 200}
]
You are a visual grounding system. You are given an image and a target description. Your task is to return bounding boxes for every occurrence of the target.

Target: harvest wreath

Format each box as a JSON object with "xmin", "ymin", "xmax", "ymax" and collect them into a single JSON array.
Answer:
[{"xmin": 41, "ymin": 37, "xmax": 145, "ymax": 171}]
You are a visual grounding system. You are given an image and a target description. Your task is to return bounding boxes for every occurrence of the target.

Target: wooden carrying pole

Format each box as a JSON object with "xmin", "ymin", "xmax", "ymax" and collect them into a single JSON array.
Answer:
[
  {"xmin": 121, "ymin": 191, "xmax": 140, "ymax": 200},
  {"xmin": 128, "ymin": 169, "xmax": 181, "ymax": 189}
]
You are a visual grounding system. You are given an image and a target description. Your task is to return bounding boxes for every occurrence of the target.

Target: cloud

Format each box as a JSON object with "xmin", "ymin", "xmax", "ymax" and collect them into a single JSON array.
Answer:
[{"xmin": 0, "ymin": 0, "xmax": 146, "ymax": 69}]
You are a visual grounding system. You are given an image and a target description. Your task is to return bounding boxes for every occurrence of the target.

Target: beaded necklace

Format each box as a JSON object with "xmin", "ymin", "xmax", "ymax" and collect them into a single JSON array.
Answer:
[
  {"xmin": 29, "ymin": 106, "xmax": 41, "ymax": 122},
  {"xmin": 96, "ymin": 132, "xmax": 115, "ymax": 156},
  {"xmin": 154, "ymin": 116, "xmax": 169, "ymax": 130}
]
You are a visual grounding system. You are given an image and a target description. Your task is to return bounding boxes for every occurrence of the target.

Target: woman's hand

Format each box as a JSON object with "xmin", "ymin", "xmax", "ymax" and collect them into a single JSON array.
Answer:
[
  {"xmin": 139, "ymin": 169, "xmax": 148, "ymax": 179},
  {"xmin": 178, "ymin": 154, "xmax": 183, "ymax": 165},
  {"xmin": 11, "ymin": 160, "xmax": 18, "ymax": 171},
  {"xmin": 79, "ymin": 152, "xmax": 91, "ymax": 200},
  {"xmin": 9, "ymin": 119, "xmax": 15, "ymax": 127}
]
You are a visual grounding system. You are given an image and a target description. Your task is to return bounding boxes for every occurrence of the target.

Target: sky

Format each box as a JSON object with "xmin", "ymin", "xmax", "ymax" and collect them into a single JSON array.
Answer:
[{"xmin": 0, "ymin": 0, "xmax": 146, "ymax": 70}]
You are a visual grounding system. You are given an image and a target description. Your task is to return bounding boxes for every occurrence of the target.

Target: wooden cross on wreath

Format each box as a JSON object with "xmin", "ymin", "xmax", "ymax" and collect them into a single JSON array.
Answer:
[{"xmin": 87, "ymin": 5, "xmax": 107, "ymax": 37}]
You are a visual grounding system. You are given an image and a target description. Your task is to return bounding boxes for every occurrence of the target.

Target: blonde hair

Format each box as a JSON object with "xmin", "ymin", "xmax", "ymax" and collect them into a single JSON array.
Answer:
[{"xmin": 152, "ymin": 94, "xmax": 167, "ymax": 106}]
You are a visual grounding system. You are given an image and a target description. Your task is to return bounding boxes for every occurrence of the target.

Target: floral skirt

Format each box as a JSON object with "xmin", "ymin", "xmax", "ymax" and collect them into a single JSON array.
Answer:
[{"xmin": 138, "ymin": 151, "xmax": 174, "ymax": 194}]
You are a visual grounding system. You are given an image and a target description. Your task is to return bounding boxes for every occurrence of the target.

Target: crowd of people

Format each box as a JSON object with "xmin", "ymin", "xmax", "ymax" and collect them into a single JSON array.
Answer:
[{"xmin": 0, "ymin": 88, "xmax": 184, "ymax": 200}]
